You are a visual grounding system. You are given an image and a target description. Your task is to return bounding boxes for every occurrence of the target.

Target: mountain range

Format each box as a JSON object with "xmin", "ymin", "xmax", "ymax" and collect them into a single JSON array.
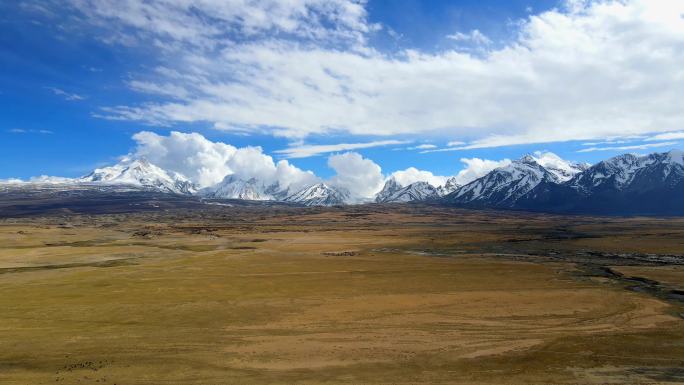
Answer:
[
  {"xmin": 2, "ymin": 150, "xmax": 682, "ymax": 215},
  {"xmin": 443, "ymin": 150, "xmax": 684, "ymax": 215}
]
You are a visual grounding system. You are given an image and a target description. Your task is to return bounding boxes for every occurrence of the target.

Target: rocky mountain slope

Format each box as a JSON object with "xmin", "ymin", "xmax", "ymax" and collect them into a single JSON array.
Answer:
[{"xmin": 284, "ymin": 183, "xmax": 351, "ymax": 206}]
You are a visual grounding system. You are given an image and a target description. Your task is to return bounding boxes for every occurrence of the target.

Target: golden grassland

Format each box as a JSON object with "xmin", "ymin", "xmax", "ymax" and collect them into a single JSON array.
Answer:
[{"xmin": 0, "ymin": 206, "xmax": 683, "ymax": 384}]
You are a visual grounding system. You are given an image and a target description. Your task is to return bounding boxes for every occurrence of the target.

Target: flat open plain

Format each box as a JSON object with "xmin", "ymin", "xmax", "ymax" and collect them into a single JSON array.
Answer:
[{"xmin": 1, "ymin": 204, "xmax": 683, "ymax": 384}]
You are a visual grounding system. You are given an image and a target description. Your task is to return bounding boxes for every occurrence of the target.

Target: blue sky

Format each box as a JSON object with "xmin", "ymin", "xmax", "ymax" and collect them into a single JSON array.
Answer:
[{"xmin": 1, "ymin": 0, "xmax": 683, "ymax": 183}]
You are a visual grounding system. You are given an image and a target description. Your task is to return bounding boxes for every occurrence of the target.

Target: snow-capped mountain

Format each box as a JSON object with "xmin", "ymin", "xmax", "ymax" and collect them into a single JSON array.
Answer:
[
  {"xmin": 556, "ymin": 150, "xmax": 684, "ymax": 214},
  {"xmin": 375, "ymin": 176, "xmax": 460, "ymax": 203},
  {"xmin": 4, "ymin": 149, "xmax": 682, "ymax": 215},
  {"xmin": 531, "ymin": 152, "xmax": 589, "ymax": 182},
  {"xmin": 377, "ymin": 181, "xmax": 441, "ymax": 203},
  {"xmin": 263, "ymin": 181, "xmax": 291, "ymax": 201},
  {"xmin": 80, "ymin": 158, "xmax": 197, "ymax": 195},
  {"xmin": 445, "ymin": 155, "xmax": 558, "ymax": 207},
  {"xmin": 200, "ymin": 175, "xmax": 274, "ymax": 200},
  {"xmin": 375, "ymin": 177, "xmax": 403, "ymax": 203},
  {"xmin": 285, "ymin": 183, "xmax": 351, "ymax": 206},
  {"xmin": 437, "ymin": 177, "xmax": 461, "ymax": 196},
  {"xmin": 447, "ymin": 150, "xmax": 684, "ymax": 215},
  {"xmin": 568, "ymin": 150, "xmax": 684, "ymax": 193}
]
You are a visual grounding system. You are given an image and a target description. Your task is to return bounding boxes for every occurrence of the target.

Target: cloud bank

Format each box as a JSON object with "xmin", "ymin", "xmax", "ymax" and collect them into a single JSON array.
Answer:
[
  {"xmin": 131, "ymin": 131, "xmax": 319, "ymax": 190},
  {"xmin": 128, "ymin": 132, "xmax": 512, "ymax": 198},
  {"xmin": 453, "ymin": 158, "xmax": 512, "ymax": 185},
  {"xmin": 46, "ymin": 0, "xmax": 684, "ymax": 149},
  {"xmin": 390, "ymin": 168, "xmax": 448, "ymax": 188}
]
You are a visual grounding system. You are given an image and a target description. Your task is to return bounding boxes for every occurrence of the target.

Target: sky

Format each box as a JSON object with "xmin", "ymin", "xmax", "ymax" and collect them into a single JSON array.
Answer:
[{"xmin": 1, "ymin": 0, "xmax": 683, "ymax": 195}]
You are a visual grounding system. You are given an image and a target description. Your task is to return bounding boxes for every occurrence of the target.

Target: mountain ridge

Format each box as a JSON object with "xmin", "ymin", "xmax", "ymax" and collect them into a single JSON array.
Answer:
[{"xmin": 3, "ymin": 150, "xmax": 682, "ymax": 214}]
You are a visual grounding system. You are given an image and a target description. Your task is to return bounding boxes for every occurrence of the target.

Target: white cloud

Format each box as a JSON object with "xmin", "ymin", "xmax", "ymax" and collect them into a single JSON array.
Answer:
[
  {"xmin": 446, "ymin": 29, "xmax": 492, "ymax": 45},
  {"xmin": 406, "ymin": 144, "xmax": 437, "ymax": 150},
  {"xmin": 0, "ymin": 175, "xmax": 76, "ymax": 184},
  {"xmin": 37, "ymin": 0, "xmax": 684, "ymax": 148},
  {"xmin": 133, "ymin": 134, "xmax": 406, "ymax": 198},
  {"xmin": 7, "ymin": 128, "xmax": 53, "ymax": 134},
  {"xmin": 275, "ymin": 139, "xmax": 408, "ymax": 158},
  {"xmin": 65, "ymin": 0, "xmax": 372, "ymax": 47},
  {"xmin": 131, "ymin": 131, "xmax": 318, "ymax": 190},
  {"xmin": 46, "ymin": 87, "xmax": 85, "ymax": 101},
  {"xmin": 454, "ymin": 158, "xmax": 511, "ymax": 185},
  {"xmin": 420, "ymin": 140, "xmax": 469, "ymax": 153},
  {"xmin": 128, "ymin": 80, "xmax": 190, "ymax": 99},
  {"xmin": 0, "ymin": 178, "xmax": 25, "ymax": 184},
  {"xmin": 327, "ymin": 152, "xmax": 384, "ymax": 199},
  {"xmin": 390, "ymin": 167, "xmax": 448, "ymax": 187},
  {"xmin": 388, "ymin": 157, "xmax": 512, "ymax": 187},
  {"xmin": 645, "ymin": 131, "xmax": 684, "ymax": 141},
  {"xmin": 582, "ymin": 139, "xmax": 639, "ymax": 146},
  {"xmin": 29, "ymin": 175, "xmax": 76, "ymax": 184},
  {"xmin": 577, "ymin": 141, "xmax": 679, "ymax": 153}
]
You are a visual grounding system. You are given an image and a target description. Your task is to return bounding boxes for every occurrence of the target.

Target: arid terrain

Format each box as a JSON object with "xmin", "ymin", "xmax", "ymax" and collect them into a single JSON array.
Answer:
[{"xmin": 1, "ymin": 203, "xmax": 683, "ymax": 384}]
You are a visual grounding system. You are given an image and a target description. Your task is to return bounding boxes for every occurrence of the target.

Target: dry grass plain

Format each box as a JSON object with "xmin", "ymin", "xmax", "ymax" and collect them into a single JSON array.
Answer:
[{"xmin": 0, "ymin": 205, "xmax": 683, "ymax": 384}]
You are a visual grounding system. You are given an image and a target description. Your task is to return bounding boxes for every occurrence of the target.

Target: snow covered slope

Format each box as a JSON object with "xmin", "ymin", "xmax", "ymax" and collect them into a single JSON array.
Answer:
[
  {"xmin": 445, "ymin": 155, "xmax": 558, "ymax": 207},
  {"xmin": 375, "ymin": 177, "xmax": 403, "ymax": 203},
  {"xmin": 200, "ymin": 175, "xmax": 273, "ymax": 200},
  {"xmin": 532, "ymin": 152, "xmax": 589, "ymax": 182},
  {"xmin": 568, "ymin": 150, "xmax": 684, "ymax": 193},
  {"xmin": 285, "ymin": 183, "xmax": 351, "ymax": 206},
  {"xmin": 377, "ymin": 181, "xmax": 440, "ymax": 203},
  {"xmin": 80, "ymin": 158, "xmax": 197, "ymax": 194},
  {"xmin": 437, "ymin": 177, "xmax": 461, "ymax": 196}
]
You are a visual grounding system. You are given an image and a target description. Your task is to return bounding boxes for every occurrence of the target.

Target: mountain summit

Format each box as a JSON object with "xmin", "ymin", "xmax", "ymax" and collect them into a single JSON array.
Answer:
[
  {"xmin": 444, "ymin": 150, "xmax": 684, "ymax": 215},
  {"xmin": 285, "ymin": 183, "xmax": 351, "ymax": 206},
  {"xmin": 80, "ymin": 158, "xmax": 197, "ymax": 194},
  {"xmin": 200, "ymin": 175, "xmax": 277, "ymax": 200},
  {"xmin": 444, "ymin": 155, "xmax": 557, "ymax": 207}
]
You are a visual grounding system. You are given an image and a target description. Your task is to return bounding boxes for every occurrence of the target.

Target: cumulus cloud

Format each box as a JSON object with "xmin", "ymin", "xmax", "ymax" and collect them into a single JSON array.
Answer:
[
  {"xmin": 327, "ymin": 152, "xmax": 384, "ymax": 199},
  {"xmin": 131, "ymin": 133, "xmax": 396, "ymax": 198},
  {"xmin": 45, "ymin": 0, "xmax": 684, "ymax": 147},
  {"xmin": 390, "ymin": 167, "xmax": 448, "ymax": 188},
  {"xmin": 124, "ymin": 132, "xmax": 524, "ymax": 196},
  {"xmin": 385, "ymin": 157, "xmax": 514, "ymax": 189},
  {"xmin": 0, "ymin": 178, "xmax": 25, "ymax": 184},
  {"xmin": 131, "ymin": 131, "xmax": 318, "ymax": 189},
  {"xmin": 454, "ymin": 158, "xmax": 511, "ymax": 185},
  {"xmin": 130, "ymin": 133, "xmax": 455, "ymax": 197}
]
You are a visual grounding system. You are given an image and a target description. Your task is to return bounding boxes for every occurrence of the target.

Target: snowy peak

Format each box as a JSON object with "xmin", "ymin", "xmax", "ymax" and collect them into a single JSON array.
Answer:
[
  {"xmin": 569, "ymin": 150, "xmax": 684, "ymax": 192},
  {"xmin": 285, "ymin": 183, "xmax": 351, "ymax": 206},
  {"xmin": 375, "ymin": 177, "xmax": 403, "ymax": 203},
  {"xmin": 379, "ymin": 181, "xmax": 440, "ymax": 203},
  {"xmin": 447, "ymin": 155, "xmax": 557, "ymax": 206},
  {"xmin": 531, "ymin": 152, "xmax": 588, "ymax": 182},
  {"xmin": 200, "ymin": 175, "xmax": 274, "ymax": 200},
  {"xmin": 437, "ymin": 177, "xmax": 461, "ymax": 196},
  {"xmin": 519, "ymin": 154, "xmax": 538, "ymax": 165},
  {"xmin": 80, "ymin": 158, "xmax": 197, "ymax": 194}
]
